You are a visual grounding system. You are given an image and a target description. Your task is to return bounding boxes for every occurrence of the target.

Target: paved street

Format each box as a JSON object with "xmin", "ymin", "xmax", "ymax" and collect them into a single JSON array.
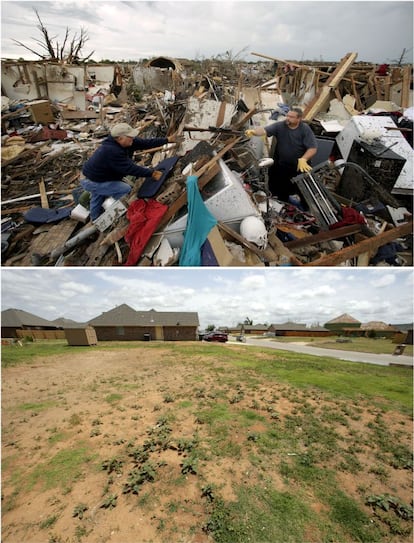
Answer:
[{"xmin": 229, "ymin": 337, "xmax": 413, "ymax": 367}]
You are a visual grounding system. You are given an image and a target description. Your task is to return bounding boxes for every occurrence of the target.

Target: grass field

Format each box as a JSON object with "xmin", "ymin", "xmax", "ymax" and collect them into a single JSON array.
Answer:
[
  {"xmin": 2, "ymin": 340, "xmax": 413, "ymax": 543},
  {"xmin": 256, "ymin": 336, "xmax": 413, "ymax": 356}
]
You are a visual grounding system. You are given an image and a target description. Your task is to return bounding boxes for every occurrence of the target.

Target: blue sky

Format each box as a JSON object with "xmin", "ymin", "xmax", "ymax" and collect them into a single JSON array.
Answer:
[
  {"xmin": 1, "ymin": 268, "xmax": 412, "ymax": 329},
  {"xmin": 1, "ymin": 1, "xmax": 413, "ymax": 64}
]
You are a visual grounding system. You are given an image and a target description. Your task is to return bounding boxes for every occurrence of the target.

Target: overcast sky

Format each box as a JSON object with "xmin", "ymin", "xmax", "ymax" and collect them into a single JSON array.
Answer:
[
  {"xmin": 1, "ymin": 268, "xmax": 412, "ymax": 329},
  {"xmin": 1, "ymin": 1, "xmax": 413, "ymax": 64}
]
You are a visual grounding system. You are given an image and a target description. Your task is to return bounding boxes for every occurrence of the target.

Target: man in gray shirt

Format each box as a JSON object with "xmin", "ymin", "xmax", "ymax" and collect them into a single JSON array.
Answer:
[{"xmin": 246, "ymin": 107, "xmax": 317, "ymax": 202}]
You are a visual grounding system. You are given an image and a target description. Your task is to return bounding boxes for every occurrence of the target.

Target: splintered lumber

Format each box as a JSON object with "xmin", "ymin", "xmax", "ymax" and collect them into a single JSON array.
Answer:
[
  {"xmin": 302, "ymin": 52, "xmax": 358, "ymax": 122},
  {"xmin": 266, "ymin": 231, "xmax": 303, "ymax": 266},
  {"xmin": 250, "ymin": 51, "xmax": 364, "ymax": 84},
  {"xmin": 17, "ymin": 220, "xmax": 79, "ymax": 266},
  {"xmin": 284, "ymin": 224, "xmax": 363, "ymax": 250},
  {"xmin": 154, "ymin": 137, "xmax": 241, "ymax": 232},
  {"xmin": 401, "ymin": 65, "xmax": 411, "ymax": 108},
  {"xmin": 304, "ymin": 221, "xmax": 413, "ymax": 266},
  {"xmin": 218, "ymin": 221, "xmax": 265, "ymax": 258},
  {"xmin": 39, "ymin": 179, "xmax": 49, "ymax": 209}
]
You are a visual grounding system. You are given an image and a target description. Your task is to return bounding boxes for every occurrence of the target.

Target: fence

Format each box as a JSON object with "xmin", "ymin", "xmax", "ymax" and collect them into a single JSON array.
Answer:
[{"xmin": 16, "ymin": 329, "xmax": 65, "ymax": 340}]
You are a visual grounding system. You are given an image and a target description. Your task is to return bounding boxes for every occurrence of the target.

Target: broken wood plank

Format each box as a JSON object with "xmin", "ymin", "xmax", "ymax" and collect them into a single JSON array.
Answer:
[
  {"xmin": 266, "ymin": 231, "xmax": 303, "ymax": 266},
  {"xmin": 155, "ymin": 162, "xmax": 221, "ymax": 232},
  {"xmin": 17, "ymin": 220, "xmax": 79, "ymax": 266},
  {"xmin": 284, "ymin": 224, "xmax": 363, "ymax": 250},
  {"xmin": 303, "ymin": 52, "xmax": 358, "ymax": 122},
  {"xmin": 217, "ymin": 221, "xmax": 265, "ymax": 259},
  {"xmin": 1, "ymin": 205, "xmax": 33, "ymax": 216},
  {"xmin": 304, "ymin": 221, "xmax": 413, "ymax": 266},
  {"xmin": 61, "ymin": 110, "xmax": 99, "ymax": 119},
  {"xmin": 39, "ymin": 178, "xmax": 49, "ymax": 209},
  {"xmin": 401, "ymin": 65, "xmax": 411, "ymax": 109}
]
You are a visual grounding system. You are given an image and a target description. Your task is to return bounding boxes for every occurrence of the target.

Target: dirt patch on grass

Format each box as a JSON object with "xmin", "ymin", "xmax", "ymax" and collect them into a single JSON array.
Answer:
[{"xmin": 2, "ymin": 345, "xmax": 412, "ymax": 543}]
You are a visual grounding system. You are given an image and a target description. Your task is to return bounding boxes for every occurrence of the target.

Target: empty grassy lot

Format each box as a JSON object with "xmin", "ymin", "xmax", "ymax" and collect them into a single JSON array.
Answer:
[{"xmin": 2, "ymin": 340, "xmax": 413, "ymax": 543}]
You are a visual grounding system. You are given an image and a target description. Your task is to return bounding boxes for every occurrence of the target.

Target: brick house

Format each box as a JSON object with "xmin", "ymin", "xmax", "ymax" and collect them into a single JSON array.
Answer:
[{"xmin": 88, "ymin": 304, "xmax": 199, "ymax": 341}]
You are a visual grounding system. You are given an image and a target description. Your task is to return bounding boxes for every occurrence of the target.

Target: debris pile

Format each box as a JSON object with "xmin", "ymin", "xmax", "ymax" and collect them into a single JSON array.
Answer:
[{"xmin": 1, "ymin": 53, "xmax": 413, "ymax": 266}]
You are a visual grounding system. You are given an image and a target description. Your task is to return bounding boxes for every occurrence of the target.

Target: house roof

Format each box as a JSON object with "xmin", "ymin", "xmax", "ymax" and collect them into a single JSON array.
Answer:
[
  {"xmin": 52, "ymin": 317, "xmax": 82, "ymax": 328},
  {"xmin": 360, "ymin": 321, "xmax": 397, "ymax": 331},
  {"xmin": 1, "ymin": 308, "xmax": 56, "ymax": 328},
  {"xmin": 88, "ymin": 304, "xmax": 199, "ymax": 327},
  {"xmin": 325, "ymin": 313, "xmax": 361, "ymax": 325},
  {"xmin": 270, "ymin": 322, "xmax": 308, "ymax": 331}
]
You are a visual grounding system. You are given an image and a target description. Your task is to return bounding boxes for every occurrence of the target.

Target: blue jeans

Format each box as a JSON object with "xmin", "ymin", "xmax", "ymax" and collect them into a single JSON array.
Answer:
[{"xmin": 80, "ymin": 178, "xmax": 131, "ymax": 220}]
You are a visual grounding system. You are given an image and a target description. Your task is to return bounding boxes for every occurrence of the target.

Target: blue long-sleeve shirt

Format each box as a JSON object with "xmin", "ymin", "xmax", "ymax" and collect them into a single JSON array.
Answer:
[{"xmin": 82, "ymin": 135, "xmax": 168, "ymax": 182}]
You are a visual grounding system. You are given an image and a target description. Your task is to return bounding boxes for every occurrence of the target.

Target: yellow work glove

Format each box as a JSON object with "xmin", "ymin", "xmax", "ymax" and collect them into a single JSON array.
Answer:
[
  {"xmin": 245, "ymin": 129, "xmax": 256, "ymax": 138},
  {"xmin": 297, "ymin": 158, "xmax": 312, "ymax": 173}
]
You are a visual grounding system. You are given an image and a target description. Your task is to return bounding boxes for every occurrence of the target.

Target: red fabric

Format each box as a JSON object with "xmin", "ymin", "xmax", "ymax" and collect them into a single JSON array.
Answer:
[
  {"xmin": 329, "ymin": 206, "xmax": 366, "ymax": 230},
  {"xmin": 124, "ymin": 199, "xmax": 168, "ymax": 266}
]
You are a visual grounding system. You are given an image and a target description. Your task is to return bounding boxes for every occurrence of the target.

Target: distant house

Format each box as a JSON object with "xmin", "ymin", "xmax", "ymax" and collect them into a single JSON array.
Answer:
[
  {"xmin": 1, "ymin": 308, "xmax": 62, "ymax": 339},
  {"xmin": 358, "ymin": 321, "xmax": 398, "ymax": 338},
  {"xmin": 88, "ymin": 304, "xmax": 199, "ymax": 341},
  {"xmin": 324, "ymin": 313, "xmax": 361, "ymax": 333},
  {"xmin": 268, "ymin": 322, "xmax": 331, "ymax": 337},
  {"xmin": 221, "ymin": 324, "xmax": 270, "ymax": 335}
]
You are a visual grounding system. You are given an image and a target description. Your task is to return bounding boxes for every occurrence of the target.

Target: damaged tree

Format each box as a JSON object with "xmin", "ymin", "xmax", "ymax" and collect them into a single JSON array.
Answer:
[{"xmin": 11, "ymin": 9, "xmax": 94, "ymax": 63}]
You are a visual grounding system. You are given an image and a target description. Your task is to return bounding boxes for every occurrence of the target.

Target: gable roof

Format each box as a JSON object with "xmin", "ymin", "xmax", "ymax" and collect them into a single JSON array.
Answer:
[
  {"xmin": 52, "ymin": 317, "xmax": 82, "ymax": 328},
  {"xmin": 1, "ymin": 308, "xmax": 56, "ymax": 328},
  {"xmin": 325, "ymin": 313, "xmax": 360, "ymax": 325},
  {"xmin": 88, "ymin": 304, "xmax": 199, "ymax": 327}
]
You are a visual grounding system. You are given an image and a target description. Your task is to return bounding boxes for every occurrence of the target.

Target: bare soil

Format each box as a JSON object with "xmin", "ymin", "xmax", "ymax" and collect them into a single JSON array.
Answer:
[{"xmin": 2, "ymin": 345, "xmax": 412, "ymax": 543}]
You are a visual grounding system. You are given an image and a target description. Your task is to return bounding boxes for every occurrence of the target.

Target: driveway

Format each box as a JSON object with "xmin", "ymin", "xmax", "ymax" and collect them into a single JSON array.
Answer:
[{"xmin": 229, "ymin": 337, "xmax": 413, "ymax": 367}]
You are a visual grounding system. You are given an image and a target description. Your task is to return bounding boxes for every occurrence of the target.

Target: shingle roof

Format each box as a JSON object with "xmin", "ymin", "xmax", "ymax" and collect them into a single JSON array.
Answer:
[
  {"xmin": 325, "ymin": 313, "xmax": 360, "ymax": 325},
  {"xmin": 360, "ymin": 321, "xmax": 397, "ymax": 331},
  {"xmin": 1, "ymin": 308, "xmax": 56, "ymax": 328},
  {"xmin": 270, "ymin": 322, "xmax": 308, "ymax": 331},
  {"xmin": 88, "ymin": 304, "xmax": 199, "ymax": 327}
]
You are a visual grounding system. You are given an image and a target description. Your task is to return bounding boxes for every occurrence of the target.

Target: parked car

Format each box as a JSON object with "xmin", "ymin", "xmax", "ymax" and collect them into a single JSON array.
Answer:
[{"xmin": 203, "ymin": 331, "xmax": 228, "ymax": 343}]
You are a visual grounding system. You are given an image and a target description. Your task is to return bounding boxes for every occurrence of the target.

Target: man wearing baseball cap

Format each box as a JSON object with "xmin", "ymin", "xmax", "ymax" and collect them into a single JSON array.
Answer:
[{"xmin": 80, "ymin": 123, "xmax": 178, "ymax": 221}]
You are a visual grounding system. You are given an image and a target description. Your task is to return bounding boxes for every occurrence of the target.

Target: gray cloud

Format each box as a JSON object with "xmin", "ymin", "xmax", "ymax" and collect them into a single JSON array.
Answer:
[
  {"xmin": 1, "ymin": 268, "xmax": 412, "ymax": 329},
  {"xmin": 1, "ymin": 1, "xmax": 412, "ymax": 63}
]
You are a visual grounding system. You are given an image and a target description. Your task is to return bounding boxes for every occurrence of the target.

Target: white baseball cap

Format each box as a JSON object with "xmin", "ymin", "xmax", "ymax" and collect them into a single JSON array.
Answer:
[{"xmin": 110, "ymin": 123, "xmax": 138, "ymax": 138}]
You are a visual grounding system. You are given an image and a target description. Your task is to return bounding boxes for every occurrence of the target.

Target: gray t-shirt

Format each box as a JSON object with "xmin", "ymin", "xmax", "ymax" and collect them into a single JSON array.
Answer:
[{"xmin": 265, "ymin": 121, "xmax": 317, "ymax": 166}]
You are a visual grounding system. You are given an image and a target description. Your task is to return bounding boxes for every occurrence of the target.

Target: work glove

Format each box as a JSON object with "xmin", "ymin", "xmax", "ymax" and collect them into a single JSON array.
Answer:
[
  {"xmin": 151, "ymin": 170, "xmax": 163, "ymax": 181},
  {"xmin": 245, "ymin": 129, "xmax": 256, "ymax": 138},
  {"xmin": 297, "ymin": 158, "xmax": 312, "ymax": 173}
]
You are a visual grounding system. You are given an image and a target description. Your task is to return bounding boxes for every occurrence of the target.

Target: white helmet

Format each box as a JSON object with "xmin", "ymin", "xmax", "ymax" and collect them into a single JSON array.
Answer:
[{"xmin": 239, "ymin": 216, "xmax": 268, "ymax": 249}]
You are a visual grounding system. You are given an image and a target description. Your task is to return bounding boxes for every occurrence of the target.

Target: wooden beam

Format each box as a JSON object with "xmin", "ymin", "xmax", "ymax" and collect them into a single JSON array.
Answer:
[
  {"xmin": 218, "ymin": 221, "xmax": 265, "ymax": 258},
  {"xmin": 284, "ymin": 224, "xmax": 363, "ymax": 250},
  {"xmin": 303, "ymin": 52, "xmax": 358, "ymax": 122},
  {"xmin": 304, "ymin": 221, "xmax": 413, "ymax": 266},
  {"xmin": 401, "ymin": 65, "xmax": 411, "ymax": 109},
  {"xmin": 39, "ymin": 178, "xmax": 49, "ymax": 209},
  {"xmin": 250, "ymin": 51, "xmax": 363, "ymax": 84}
]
